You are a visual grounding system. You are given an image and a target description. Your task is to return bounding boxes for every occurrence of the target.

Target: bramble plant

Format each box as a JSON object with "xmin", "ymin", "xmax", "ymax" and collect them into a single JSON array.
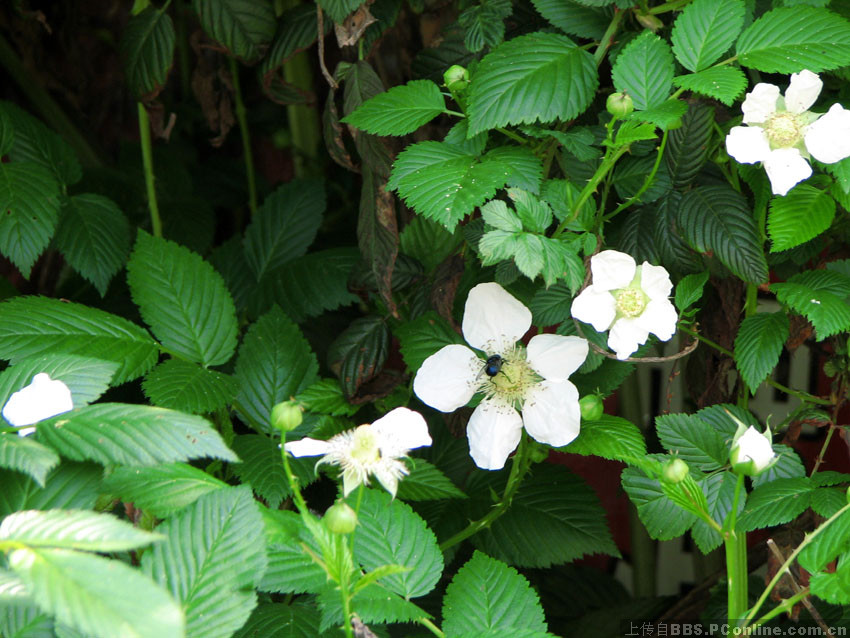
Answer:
[{"xmin": 1, "ymin": 0, "xmax": 850, "ymax": 637}]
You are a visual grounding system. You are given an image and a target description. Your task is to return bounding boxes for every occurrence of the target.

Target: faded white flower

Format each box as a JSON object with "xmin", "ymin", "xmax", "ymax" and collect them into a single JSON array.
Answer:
[
  {"xmin": 730, "ymin": 425, "xmax": 776, "ymax": 476},
  {"xmin": 2, "ymin": 373, "xmax": 74, "ymax": 436},
  {"xmin": 571, "ymin": 250, "xmax": 678, "ymax": 360},
  {"xmin": 284, "ymin": 407, "xmax": 431, "ymax": 497},
  {"xmin": 726, "ymin": 69, "xmax": 850, "ymax": 196},
  {"xmin": 413, "ymin": 282, "xmax": 588, "ymax": 471}
]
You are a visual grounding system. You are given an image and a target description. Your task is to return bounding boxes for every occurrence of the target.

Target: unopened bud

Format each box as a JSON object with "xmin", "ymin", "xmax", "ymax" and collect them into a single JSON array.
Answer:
[
  {"xmin": 270, "ymin": 400, "xmax": 303, "ymax": 432},
  {"xmin": 443, "ymin": 65, "xmax": 469, "ymax": 92},
  {"xmin": 606, "ymin": 92, "xmax": 634, "ymax": 119},
  {"xmin": 324, "ymin": 501, "xmax": 358, "ymax": 534},
  {"xmin": 663, "ymin": 458, "xmax": 689, "ymax": 484},
  {"xmin": 579, "ymin": 395, "xmax": 604, "ymax": 421}
]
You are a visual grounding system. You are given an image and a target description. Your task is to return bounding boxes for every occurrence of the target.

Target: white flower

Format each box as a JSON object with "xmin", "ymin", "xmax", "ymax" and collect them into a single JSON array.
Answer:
[
  {"xmin": 726, "ymin": 70, "xmax": 850, "ymax": 196},
  {"xmin": 413, "ymin": 282, "xmax": 589, "ymax": 471},
  {"xmin": 2, "ymin": 373, "xmax": 74, "ymax": 437},
  {"xmin": 284, "ymin": 407, "xmax": 431, "ymax": 497},
  {"xmin": 729, "ymin": 425, "xmax": 776, "ymax": 476},
  {"xmin": 570, "ymin": 250, "xmax": 678, "ymax": 360}
]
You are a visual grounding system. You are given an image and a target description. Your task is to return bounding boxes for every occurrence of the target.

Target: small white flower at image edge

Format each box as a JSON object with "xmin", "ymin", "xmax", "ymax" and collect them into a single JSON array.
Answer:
[
  {"xmin": 284, "ymin": 407, "xmax": 431, "ymax": 497},
  {"xmin": 2, "ymin": 373, "xmax": 74, "ymax": 437},
  {"xmin": 730, "ymin": 425, "xmax": 776, "ymax": 476}
]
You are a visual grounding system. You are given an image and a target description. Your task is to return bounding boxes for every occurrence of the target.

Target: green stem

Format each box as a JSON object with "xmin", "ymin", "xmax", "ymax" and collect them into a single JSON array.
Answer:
[
  {"xmin": 228, "ymin": 57, "xmax": 257, "ymax": 215},
  {"xmin": 137, "ymin": 103, "xmax": 162, "ymax": 238},
  {"xmin": 725, "ymin": 527, "xmax": 749, "ymax": 627},
  {"xmin": 648, "ymin": 0, "xmax": 691, "ymax": 14},
  {"xmin": 495, "ymin": 127, "xmax": 525, "ymax": 144},
  {"xmin": 417, "ymin": 617, "xmax": 446, "ymax": 638},
  {"xmin": 604, "ymin": 129, "xmax": 669, "ymax": 221},
  {"xmin": 280, "ymin": 442, "xmax": 310, "ymax": 516},
  {"xmin": 337, "ymin": 534, "xmax": 355, "ymax": 638},
  {"xmin": 748, "ymin": 588, "xmax": 809, "ymax": 631},
  {"xmin": 593, "ymin": 8, "xmax": 625, "ymax": 67}
]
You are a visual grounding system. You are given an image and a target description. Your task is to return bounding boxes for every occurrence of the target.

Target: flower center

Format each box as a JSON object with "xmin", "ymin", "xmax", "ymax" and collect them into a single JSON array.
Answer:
[
  {"xmin": 765, "ymin": 112, "xmax": 803, "ymax": 148},
  {"xmin": 615, "ymin": 288, "xmax": 646, "ymax": 318},
  {"xmin": 481, "ymin": 345, "xmax": 542, "ymax": 407},
  {"xmin": 350, "ymin": 425, "xmax": 381, "ymax": 465}
]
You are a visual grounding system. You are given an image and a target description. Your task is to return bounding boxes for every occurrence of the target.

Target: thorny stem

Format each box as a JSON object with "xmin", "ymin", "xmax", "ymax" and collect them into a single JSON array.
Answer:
[
  {"xmin": 724, "ymin": 472, "xmax": 747, "ymax": 626},
  {"xmin": 229, "ymin": 57, "xmax": 257, "ymax": 215},
  {"xmin": 593, "ymin": 8, "xmax": 625, "ymax": 68},
  {"xmin": 811, "ymin": 384, "xmax": 845, "ymax": 475},
  {"xmin": 417, "ymin": 617, "xmax": 446, "ymax": 638},
  {"xmin": 137, "ymin": 103, "xmax": 163, "ymax": 238}
]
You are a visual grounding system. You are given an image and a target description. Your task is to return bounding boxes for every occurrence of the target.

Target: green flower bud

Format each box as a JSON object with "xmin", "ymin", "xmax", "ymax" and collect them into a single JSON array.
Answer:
[
  {"xmin": 323, "ymin": 501, "xmax": 358, "ymax": 534},
  {"xmin": 662, "ymin": 458, "xmax": 689, "ymax": 484},
  {"xmin": 635, "ymin": 12, "xmax": 664, "ymax": 32},
  {"xmin": 443, "ymin": 65, "xmax": 469, "ymax": 92},
  {"xmin": 579, "ymin": 395, "xmax": 604, "ymax": 421},
  {"xmin": 606, "ymin": 92, "xmax": 634, "ymax": 119},
  {"xmin": 270, "ymin": 400, "xmax": 303, "ymax": 432}
]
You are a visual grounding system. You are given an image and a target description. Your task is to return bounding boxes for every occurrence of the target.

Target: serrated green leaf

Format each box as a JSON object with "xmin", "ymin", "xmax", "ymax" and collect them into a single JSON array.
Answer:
[
  {"xmin": 0, "ymin": 297, "xmax": 158, "ymax": 384},
  {"xmin": 810, "ymin": 554, "xmax": 850, "ymax": 605},
  {"xmin": 127, "ymin": 231, "xmax": 238, "ymax": 366},
  {"xmin": 142, "ymin": 359, "xmax": 238, "ymax": 414},
  {"xmin": 811, "ymin": 487, "xmax": 848, "ymax": 518},
  {"xmin": 317, "ymin": 0, "xmax": 362, "ymax": 23},
  {"xmin": 261, "ymin": 6, "xmax": 325, "ymax": 76},
  {"xmin": 751, "ymin": 443, "xmax": 806, "ymax": 488},
  {"xmin": 691, "ymin": 472, "xmax": 741, "ymax": 554},
  {"xmin": 633, "ymin": 98, "xmax": 688, "ymax": 131},
  {"xmin": 678, "ymin": 185, "xmax": 768, "ymax": 283},
  {"xmin": 102, "ymin": 463, "xmax": 229, "ymax": 517},
  {"xmin": 563, "ymin": 415, "xmax": 646, "ymax": 463},
  {"xmin": 259, "ymin": 509, "xmax": 327, "ymax": 594},
  {"xmin": 443, "ymin": 551, "xmax": 547, "ymax": 636},
  {"xmin": 467, "ymin": 32, "xmax": 597, "ymax": 135},
  {"xmin": 482, "ymin": 200, "xmax": 522, "ymax": 232},
  {"xmin": 771, "ymin": 268, "xmax": 850, "ymax": 338},
  {"xmin": 613, "ymin": 155, "xmax": 671, "ymax": 203},
  {"xmin": 193, "ymin": 0, "xmax": 276, "ymax": 61},
  {"xmin": 142, "ymin": 486, "xmax": 266, "ymax": 638},
  {"xmin": 0, "ymin": 436, "xmax": 59, "ymax": 488},
  {"xmin": 234, "ymin": 306, "xmax": 319, "ymax": 433},
  {"xmin": 737, "ymin": 6, "xmax": 850, "ymax": 73},
  {"xmin": 485, "ymin": 147, "xmax": 544, "ymax": 194},
  {"xmin": 233, "ymin": 602, "xmax": 323, "ymax": 638},
  {"xmin": 328, "ymin": 316, "xmax": 389, "ymax": 398},
  {"xmin": 622, "ymin": 463, "xmax": 698, "ymax": 540},
  {"xmin": 798, "ymin": 507, "xmax": 850, "ymax": 574},
  {"xmin": 459, "ymin": 0, "xmax": 511, "ymax": 52},
  {"xmin": 614, "ymin": 121, "xmax": 657, "ymax": 146},
  {"xmin": 231, "ymin": 435, "xmax": 288, "ymax": 509},
  {"xmin": 529, "ymin": 281, "xmax": 572, "ymax": 326},
  {"xmin": 735, "ymin": 312, "xmax": 789, "ymax": 392},
  {"xmin": 9, "ymin": 547, "xmax": 184, "ymax": 638},
  {"xmin": 0, "ymin": 162, "xmax": 61, "ymax": 278},
  {"xmin": 296, "ymin": 378, "xmax": 359, "ymax": 417},
  {"xmin": 768, "ymin": 185, "xmax": 836, "ymax": 252},
  {"xmin": 611, "ymin": 31, "xmax": 674, "ymax": 110},
  {"xmin": 317, "ymin": 582, "xmax": 429, "ymax": 630},
  {"xmin": 672, "ymin": 66, "xmax": 748, "ymax": 106},
  {"xmin": 394, "ymin": 311, "xmax": 464, "ymax": 373},
  {"xmin": 53, "ymin": 194, "xmax": 130, "ymax": 296},
  {"xmin": 674, "ymin": 271, "xmax": 709, "ymax": 311},
  {"xmin": 738, "ymin": 477, "xmax": 813, "ymax": 531},
  {"xmin": 0, "ymin": 462, "xmax": 102, "ymax": 518},
  {"xmin": 529, "ymin": 0, "xmax": 610, "ymax": 39},
  {"xmin": 0, "ymin": 510, "xmax": 160, "ymax": 551},
  {"xmin": 243, "ymin": 180, "xmax": 325, "ymax": 280},
  {"xmin": 349, "ymin": 488, "xmax": 443, "ymax": 597},
  {"xmin": 398, "ymin": 216, "xmax": 462, "ymax": 272},
  {"xmin": 664, "ymin": 103, "xmax": 714, "ymax": 188},
  {"xmin": 343, "ymin": 80, "xmax": 445, "ymax": 136},
  {"xmin": 671, "ymin": 0, "xmax": 745, "ymax": 71},
  {"xmin": 121, "ymin": 6, "xmax": 175, "ymax": 98},
  {"xmin": 38, "ymin": 403, "xmax": 237, "ymax": 466},
  {"xmin": 509, "ymin": 189, "xmax": 552, "ymax": 232},
  {"xmin": 395, "ymin": 459, "xmax": 466, "ymax": 501},
  {"xmin": 655, "ymin": 413, "xmax": 729, "ymax": 470}
]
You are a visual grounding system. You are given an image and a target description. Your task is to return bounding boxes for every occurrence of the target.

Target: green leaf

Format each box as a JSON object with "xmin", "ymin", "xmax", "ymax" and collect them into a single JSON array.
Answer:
[
  {"xmin": 622, "ymin": 463, "xmax": 698, "ymax": 540},
  {"xmin": 752, "ymin": 443, "xmax": 805, "ymax": 488},
  {"xmin": 231, "ymin": 435, "xmax": 289, "ymax": 509},
  {"xmin": 734, "ymin": 312, "xmax": 789, "ymax": 392},
  {"xmin": 243, "ymin": 180, "xmax": 325, "ymax": 280},
  {"xmin": 810, "ymin": 554, "xmax": 850, "ymax": 605},
  {"xmin": 678, "ymin": 185, "xmax": 768, "ymax": 283},
  {"xmin": 142, "ymin": 359, "xmax": 238, "ymax": 414},
  {"xmin": 317, "ymin": 582, "xmax": 429, "ymax": 629},
  {"xmin": 395, "ymin": 459, "xmax": 466, "ymax": 501},
  {"xmin": 0, "ymin": 107, "xmax": 13, "ymax": 156},
  {"xmin": 259, "ymin": 509, "xmax": 327, "ymax": 594},
  {"xmin": 664, "ymin": 103, "xmax": 714, "ymax": 188},
  {"xmin": 0, "ymin": 437, "xmax": 59, "ymax": 488},
  {"xmin": 399, "ymin": 216, "xmax": 462, "ymax": 272},
  {"xmin": 691, "ymin": 472, "xmax": 741, "ymax": 554},
  {"xmin": 261, "ymin": 6, "xmax": 325, "ymax": 75},
  {"xmin": 233, "ymin": 602, "xmax": 323, "ymax": 638},
  {"xmin": 388, "ymin": 141, "xmax": 510, "ymax": 229},
  {"xmin": 467, "ymin": 32, "xmax": 597, "ymax": 135},
  {"xmin": 193, "ymin": 0, "xmax": 276, "ymax": 61},
  {"xmin": 127, "ymin": 231, "xmax": 238, "ymax": 366},
  {"xmin": 53, "ymin": 194, "xmax": 130, "ymax": 296},
  {"xmin": 798, "ymin": 507, "xmax": 850, "ymax": 574},
  {"xmin": 0, "ymin": 462, "xmax": 102, "ymax": 518},
  {"xmin": 482, "ymin": 200, "xmax": 522, "ymax": 233},
  {"xmin": 655, "ymin": 413, "xmax": 729, "ymax": 470},
  {"xmin": 529, "ymin": 0, "xmax": 610, "ymax": 39},
  {"xmin": 349, "ymin": 488, "xmax": 443, "ymax": 598},
  {"xmin": 613, "ymin": 155, "xmax": 671, "ymax": 203},
  {"xmin": 0, "ymin": 297, "xmax": 158, "ymax": 384},
  {"xmin": 443, "ymin": 551, "xmax": 547, "ymax": 636},
  {"xmin": 317, "ymin": 0, "xmax": 362, "ymax": 23},
  {"xmin": 671, "ymin": 0, "xmax": 745, "ymax": 71},
  {"xmin": 295, "ymin": 378, "xmax": 359, "ymax": 417},
  {"xmin": 142, "ymin": 486, "xmax": 267, "ymax": 638},
  {"xmin": 38, "ymin": 403, "xmax": 238, "ymax": 466},
  {"xmin": 675, "ymin": 271, "xmax": 709, "ymax": 311},
  {"xmin": 8, "ymin": 548, "xmax": 184, "ymax": 638},
  {"xmin": 737, "ymin": 6, "xmax": 850, "ymax": 73},
  {"xmin": 812, "ymin": 487, "xmax": 850, "ymax": 517},
  {"xmin": 394, "ymin": 311, "xmax": 464, "ymax": 373},
  {"xmin": 234, "ymin": 306, "xmax": 319, "ymax": 433},
  {"xmin": 768, "ymin": 185, "xmax": 836, "ymax": 252},
  {"xmin": 529, "ymin": 281, "xmax": 572, "ymax": 326},
  {"xmin": 328, "ymin": 316, "xmax": 389, "ymax": 398},
  {"xmin": 771, "ymin": 269, "xmax": 850, "ymax": 338},
  {"xmin": 672, "ymin": 66, "xmax": 748, "ymax": 106},
  {"xmin": 738, "ymin": 477, "xmax": 813, "ymax": 531},
  {"xmin": 509, "ymin": 189, "xmax": 552, "ymax": 233},
  {"xmin": 121, "ymin": 6, "xmax": 176, "ymax": 98},
  {"xmin": 0, "ymin": 162, "xmax": 61, "ymax": 278},
  {"xmin": 343, "ymin": 80, "xmax": 444, "ymax": 136},
  {"xmin": 613, "ymin": 121, "xmax": 657, "ymax": 146},
  {"xmin": 102, "ymin": 463, "xmax": 229, "ymax": 518},
  {"xmin": 611, "ymin": 31, "xmax": 674, "ymax": 110},
  {"xmin": 459, "ymin": 0, "xmax": 511, "ymax": 52},
  {"xmin": 564, "ymin": 415, "xmax": 646, "ymax": 463},
  {"xmin": 0, "ymin": 510, "xmax": 161, "ymax": 551},
  {"xmin": 484, "ymin": 146, "xmax": 544, "ymax": 195},
  {"xmin": 473, "ymin": 465, "xmax": 619, "ymax": 566},
  {"xmin": 633, "ymin": 99, "xmax": 688, "ymax": 131}
]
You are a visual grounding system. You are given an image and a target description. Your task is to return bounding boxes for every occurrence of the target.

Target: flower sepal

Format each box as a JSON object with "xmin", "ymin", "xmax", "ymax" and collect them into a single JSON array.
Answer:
[{"xmin": 729, "ymin": 423, "xmax": 777, "ymax": 477}]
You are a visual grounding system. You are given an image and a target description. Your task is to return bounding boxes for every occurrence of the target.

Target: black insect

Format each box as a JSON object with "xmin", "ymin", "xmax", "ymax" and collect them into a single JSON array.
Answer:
[{"xmin": 484, "ymin": 354, "xmax": 503, "ymax": 377}]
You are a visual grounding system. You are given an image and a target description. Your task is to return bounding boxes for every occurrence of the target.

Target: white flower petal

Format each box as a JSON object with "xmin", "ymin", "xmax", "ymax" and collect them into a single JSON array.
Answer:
[
  {"xmin": 413, "ymin": 344, "xmax": 481, "ymax": 412},
  {"xmin": 2, "ymin": 373, "xmax": 74, "ymax": 428},
  {"xmin": 763, "ymin": 148, "xmax": 812, "ymax": 196},
  {"xmin": 526, "ymin": 334, "xmax": 588, "ymax": 382},
  {"xmin": 571, "ymin": 286, "xmax": 617, "ymax": 332},
  {"xmin": 805, "ymin": 103, "xmax": 850, "ymax": 164},
  {"xmin": 521, "ymin": 380, "xmax": 580, "ymax": 448},
  {"xmin": 371, "ymin": 407, "xmax": 432, "ymax": 455},
  {"xmin": 608, "ymin": 318, "xmax": 650, "ymax": 360},
  {"xmin": 725, "ymin": 126, "xmax": 772, "ymax": 164},
  {"xmin": 784, "ymin": 70, "xmax": 822, "ymax": 114},
  {"xmin": 462, "ymin": 282, "xmax": 532, "ymax": 353},
  {"xmin": 733, "ymin": 426, "xmax": 776, "ymax": 472},
  {"xmin": 372, "ymin": 460, "xmax": 407, "ymax": 497},
  {"xmin": 589, "ymin": 250, "xmax": 636, "ymax": 291},
  {"xmin": 342, "ymin": 467, "xmax": 366, "ymax": 496},
  {"xmin": 284, "ymin": 438, "xmax": 331, "ymax": 457},
  {"xmin": 466, "ymin": 398, "xmax": 523, "ymax": 470},
  {"xmin": 16, "ymin": 427, "xmax": 36, "ymax": 438},
  {"xmin": 639, "ymin": 262, "xmax": 673, "ymax": 300},
  {"xmin": 636, "ymin": 298, "xmax": 678, "ymax": 342},
  {"xmin": 741, "ymin": 83, "xmax": 780, "ymax": 123}
]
